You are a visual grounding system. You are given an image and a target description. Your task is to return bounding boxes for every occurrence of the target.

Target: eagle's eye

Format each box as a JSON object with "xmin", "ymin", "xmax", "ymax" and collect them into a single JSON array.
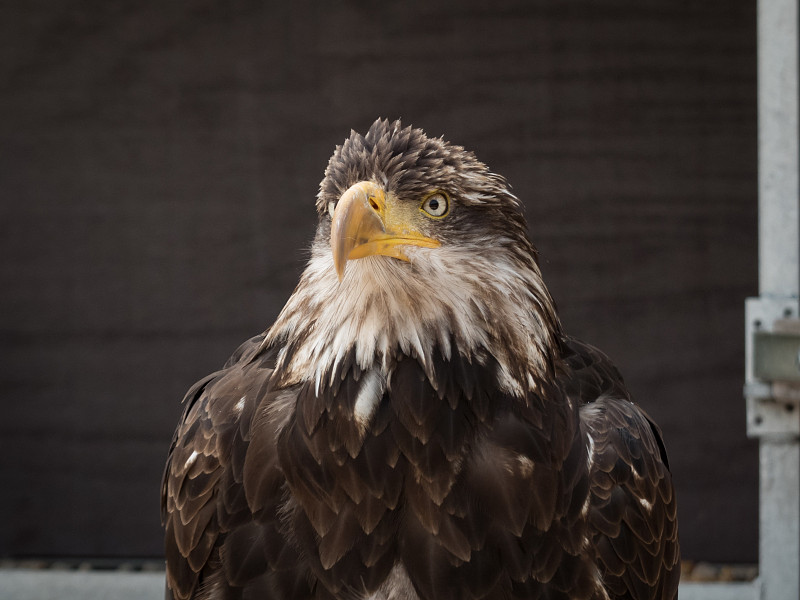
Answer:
[{"xmin": 420, "ymin": 192, "xmax": 449, "ymax": 218}]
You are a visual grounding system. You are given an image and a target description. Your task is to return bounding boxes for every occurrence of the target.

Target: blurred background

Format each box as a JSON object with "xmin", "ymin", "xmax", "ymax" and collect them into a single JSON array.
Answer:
[{"xmin": 0, "ymin": 0, "xmax": 756, "ymax": 566}]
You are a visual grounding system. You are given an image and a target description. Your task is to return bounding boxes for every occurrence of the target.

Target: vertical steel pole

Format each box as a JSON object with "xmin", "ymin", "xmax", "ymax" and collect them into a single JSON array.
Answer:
[
  {"xmin": 759, "ymin": 0, "xmax": 799, "ymax": 297},
  {"xmin": 756, "ymin": 0, "xmax": 800, "ymax": 598}
]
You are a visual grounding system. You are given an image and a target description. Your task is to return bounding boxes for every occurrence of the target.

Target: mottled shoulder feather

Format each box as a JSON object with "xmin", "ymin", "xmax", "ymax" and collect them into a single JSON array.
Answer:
[
  {"xmin": 573, "ymin": 352, "xmax": 680, "ymax": 600},
  {"xmin": 162, "ymin": 341, "xmax": 293, "ymax": 599}
]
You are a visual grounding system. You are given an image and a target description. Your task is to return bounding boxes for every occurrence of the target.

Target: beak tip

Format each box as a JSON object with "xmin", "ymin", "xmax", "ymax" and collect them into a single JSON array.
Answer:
[{"xmin": 333, "ymin": 246, "xmax": 347, "ymax": 281}]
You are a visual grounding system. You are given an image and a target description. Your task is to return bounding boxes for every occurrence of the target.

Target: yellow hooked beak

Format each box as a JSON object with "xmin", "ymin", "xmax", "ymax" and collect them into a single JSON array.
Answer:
[{"xmin": 330, "ymin": 181, "xmax": 440, "ymax": 280}]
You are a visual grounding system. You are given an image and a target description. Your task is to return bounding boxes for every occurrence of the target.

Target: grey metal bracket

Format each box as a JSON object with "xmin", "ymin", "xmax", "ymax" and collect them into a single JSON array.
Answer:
[
  {"xmin": 744, "ymin": 297, "xmax": 800, "ymax": 439},
  {"xmin": 753, "ymin": 327, "xmax": 800, "ymax": 382}
]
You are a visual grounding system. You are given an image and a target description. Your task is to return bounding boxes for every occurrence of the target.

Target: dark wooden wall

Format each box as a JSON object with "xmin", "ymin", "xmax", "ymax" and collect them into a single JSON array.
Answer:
[{"xmin": 0, "ymin": 1, "xmax": 757, "ymax": 562}]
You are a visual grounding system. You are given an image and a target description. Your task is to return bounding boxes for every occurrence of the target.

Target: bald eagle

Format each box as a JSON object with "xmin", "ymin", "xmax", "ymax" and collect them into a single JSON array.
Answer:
[{"xmin": 162, "ymin": 119, "xmax": 680, "ymax": 600}]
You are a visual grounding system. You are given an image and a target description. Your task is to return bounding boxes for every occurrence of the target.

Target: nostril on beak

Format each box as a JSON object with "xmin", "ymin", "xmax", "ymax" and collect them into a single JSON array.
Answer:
[{"xmin": 369, "ymin": 197, "xmax": 380, "ymax": 212}]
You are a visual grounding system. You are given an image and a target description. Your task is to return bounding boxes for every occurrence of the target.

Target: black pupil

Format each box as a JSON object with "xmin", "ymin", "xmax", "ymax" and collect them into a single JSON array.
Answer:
[{"xmin": 429, "ymin": 198, "xmax": 440, "ymax": 211}]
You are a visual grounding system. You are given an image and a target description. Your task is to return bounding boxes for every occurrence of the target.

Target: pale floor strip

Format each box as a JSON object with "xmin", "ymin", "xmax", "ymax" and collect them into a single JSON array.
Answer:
[{"xmin": 0, "ymin": 569, "xmax": 760, "ymax": 600}]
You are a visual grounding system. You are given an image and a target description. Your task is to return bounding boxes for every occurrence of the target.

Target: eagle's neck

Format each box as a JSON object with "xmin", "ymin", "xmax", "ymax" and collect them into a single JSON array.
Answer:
[{"xmin": 265, "ymin": 236, "xmax": 561, "ymax": 396}]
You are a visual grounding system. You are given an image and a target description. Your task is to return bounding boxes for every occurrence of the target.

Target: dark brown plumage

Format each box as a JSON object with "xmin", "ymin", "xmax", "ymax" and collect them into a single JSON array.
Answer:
[{"xmin": 162, "ymin": 119, "xmax": 680, "ymax": 600}]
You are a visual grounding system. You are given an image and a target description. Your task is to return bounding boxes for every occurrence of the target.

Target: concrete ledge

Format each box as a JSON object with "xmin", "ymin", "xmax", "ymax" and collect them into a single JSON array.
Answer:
[
  {"xmin": 0, "ymin": 568, "xmax": 165, "ymax": 600},
  {"xmin": 678, "ymin": 580, "xmax": 761, "ymax": 600},
  {"xmin": 0, "ymin": 569, "xmax": 761, "ymax": 600}
]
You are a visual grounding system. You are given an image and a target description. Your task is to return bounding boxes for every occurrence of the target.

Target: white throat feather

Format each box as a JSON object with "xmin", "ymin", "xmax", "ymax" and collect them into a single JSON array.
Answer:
[{"xmin": 264, "ymin": 239, "xmax": 560, "ymax": 397}]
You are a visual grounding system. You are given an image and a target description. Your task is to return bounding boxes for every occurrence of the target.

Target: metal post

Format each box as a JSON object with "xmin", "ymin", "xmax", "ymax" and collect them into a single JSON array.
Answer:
[
  {"xmin": 758, "ymin": 0, "xmax": 799, "ymax": 296},
  {"xmin": 747, "ymin": 1, "xmax": 800, "ymax": 599}
]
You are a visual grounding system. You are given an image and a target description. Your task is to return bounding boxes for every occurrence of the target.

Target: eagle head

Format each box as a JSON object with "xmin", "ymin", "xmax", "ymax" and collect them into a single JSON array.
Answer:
[{"xmin": 266, "ymin": 118, "xmax": 562, "ymax": 394}]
